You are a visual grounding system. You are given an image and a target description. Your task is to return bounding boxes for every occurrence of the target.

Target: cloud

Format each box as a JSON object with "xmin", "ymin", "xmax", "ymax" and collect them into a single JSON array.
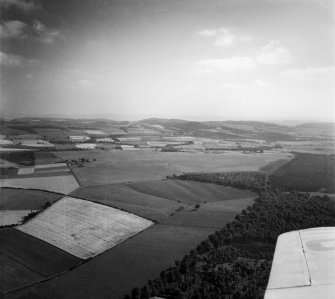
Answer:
[
  {"xmin": 32, "ymin": 20, "xmax": 63, "ymax": 43},
  {"xmin": 281, "ymin": 66, "xmax": 335, "ymax": 80},
  {"xmin": 0, "ymin": 20, "xmax": 63, "ymax": 44},
  {"xmin": 256, "ymin": 40, "xmax": 291, "ymax": 65},
  {"xmin": 0, "ymin": 20, "xmax": 28, "ymax": 38},
  {"xmin": 197, "ymin": 40, "xmax": 290, "ymax": 73},
  {"xmin": 198, "ymin": 57, "xmax": 256, "ymax": 72},
  {"xmin": 0, "ymin": 51, "xmax": 39, "ymax": 67},
  {"xmin": 198, "ymin": 27, "xmax": 251, "ymax": 47},
  {"xmin": 0, "ymin": 0, "xmax": 40, "ymax": 11}
]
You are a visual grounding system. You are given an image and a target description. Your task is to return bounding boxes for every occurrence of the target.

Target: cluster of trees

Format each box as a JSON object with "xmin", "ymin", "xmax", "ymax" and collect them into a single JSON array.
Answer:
[
  {"xmin": 176, "ymin": 172, "xmax": 266, "ymax": 192},
  {"xmin": 0, "ymin": 150, "xmax": 35, "ymax": 165},
  {"xmin": 270, "ymin": 153, "xmax": 335, "ymax": 193},
  {"xmin": 125, "ymin": 192, "xmax": 335, "ymax": 299}
]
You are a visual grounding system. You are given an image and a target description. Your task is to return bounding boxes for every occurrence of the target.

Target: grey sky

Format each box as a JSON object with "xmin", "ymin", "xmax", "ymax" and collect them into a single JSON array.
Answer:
[{"xmin": 0, "ymin": 0, "xmax": 334, "ymax": 121}]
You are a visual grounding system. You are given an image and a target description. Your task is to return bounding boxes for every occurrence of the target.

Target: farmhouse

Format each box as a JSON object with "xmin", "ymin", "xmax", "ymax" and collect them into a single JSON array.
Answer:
[
  {"xmin": 120, "ymin": 145, "xmax": 137, "ymax": 150},
  {"xmin": 69, "ymin": 135, "xmax": 91, "ymax": 142}
]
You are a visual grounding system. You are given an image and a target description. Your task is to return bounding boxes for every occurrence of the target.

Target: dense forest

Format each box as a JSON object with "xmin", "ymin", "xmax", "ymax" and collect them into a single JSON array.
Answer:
[
  {"xmin": 269, "ymin": 153, "xmax": 335, "ymax": 193},
  {"xmin": 125, "ymin": 153, "xmax": 335, "ymax": 299},
  {"xmin": 0, "ymin": 150, "xmax": 35, "ymax": 166}
]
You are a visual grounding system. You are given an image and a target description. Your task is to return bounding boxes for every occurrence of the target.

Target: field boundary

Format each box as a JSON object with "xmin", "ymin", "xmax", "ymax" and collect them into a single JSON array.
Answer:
[{"xmin": 66, "ymin": 162, "xmax": 84, "ymax": 187}]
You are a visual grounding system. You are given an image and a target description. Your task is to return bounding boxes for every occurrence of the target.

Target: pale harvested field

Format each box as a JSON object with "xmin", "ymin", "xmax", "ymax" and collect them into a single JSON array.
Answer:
[
  {"xmin": 55, "ymin": 150, "xmax": 292, "ymax": 185},
  {"xmin": 0, "ymin": 174, "xmax": 79, "ymax": 194},
  {"xmin": 0, "ymin": 210, "xmax": 37, "ymax": 226},
  {"xmin": 17, "ymin": 196, "xmax": 154, "ymax": 259}
]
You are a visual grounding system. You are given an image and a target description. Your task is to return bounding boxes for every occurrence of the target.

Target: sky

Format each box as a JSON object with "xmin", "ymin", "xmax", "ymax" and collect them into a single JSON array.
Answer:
[{"xmin": 0, "ymin": 0, "xmax": 334, "ymax": 121}]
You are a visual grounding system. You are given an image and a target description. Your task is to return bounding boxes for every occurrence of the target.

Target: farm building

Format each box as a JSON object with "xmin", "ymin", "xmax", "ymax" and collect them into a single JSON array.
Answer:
[
  {"xmin": 96, "ymin": 137, "xmax": 114, "ymax": 143},
  {"xmin": 69, "ymin": 135, "xmax": 91, "ymax": 142},
  {"xmin": 19, "ymin": 140, "xmax": 54, "ymax": 148},
  {"xmin": 75, "ymin": 143, "xmax": 96, "ymax": 150},
  {"xmin": 120, "ymin": 145, "xmax": 137, "ymax": 150}
]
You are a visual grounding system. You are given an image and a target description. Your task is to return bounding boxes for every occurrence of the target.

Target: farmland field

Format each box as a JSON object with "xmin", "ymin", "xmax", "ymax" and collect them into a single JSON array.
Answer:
[
  {"xmin": 0, "ymin": 174, "xmax": 79, "ymax": 194},
  {"xmin": 0, "ymin": 188, "xmax": 62, "ymax": 210},
  {"xmin": 0, "ymin": 210, "xmax": 37, "ymax": 226},
  {"xmin": 71, "ymin": 183, "xmax": 183, "ymax": 221},
  {"xmin": 55, "ymin": 150, "xmax": 291, "ymax": 185},
  {"xmin": 126, "ymin": 180, "xmax": 256, "ymax": 204},
  {"xmin": 17, "ymin": 197, "xmax": 154, "ymax": 259},
  {"xmin": 0, "ymin": 228, "xmax": 81, "ymax": 293},
  {"xmin": 9, "ymin": 225, "xmax": 215, "ymax": 299}
]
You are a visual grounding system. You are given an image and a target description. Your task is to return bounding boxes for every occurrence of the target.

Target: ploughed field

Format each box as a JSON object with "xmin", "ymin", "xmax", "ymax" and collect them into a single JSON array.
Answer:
[
  {"xmin": 17, "ymin": 196, "xmax": 153, "ymax": 259},
  {"xmin": 55, "ymin": 150, "xmax": 291, "ymax": 185},
  {"xmin": 4, "ymin": 180, "xmax": 256, "ymax": 299}
]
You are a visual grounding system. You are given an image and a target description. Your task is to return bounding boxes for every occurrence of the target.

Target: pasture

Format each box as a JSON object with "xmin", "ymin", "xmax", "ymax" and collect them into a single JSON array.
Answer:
[
  {"xmin": 55, "ymin": 150, "xmax": 291, "ymax": 185},
  {"xmin": 126, "ymin": 180, "xmax": 256, "ymax": 204},
  {"xmin": 0, "ymin": 228, "xmax": 80, "ymax": 293},
  {"xmin": 0, "ymin": 174, "xmax": 79, "ymax": 194},
  {"xmin": 13, "ymin": 225, "xmax": 214, "ymax": 299},
  {"xmin": 17, "ymin": 197, "xmax": 154, "ymax": 259},
  {"xmin": 71, "ymin": 184, "xmax": 182, "ymax": 221},
  {"xmin": 0, "ymin": 188, "xmax": 62, "ymax": 210}
]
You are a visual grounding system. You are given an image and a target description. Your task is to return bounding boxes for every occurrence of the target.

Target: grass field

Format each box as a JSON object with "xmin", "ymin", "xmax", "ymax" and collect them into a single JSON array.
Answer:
[
  {"xmin": 55, "ymin": 150, "xmax": 291, "ymax": 185},
  {"xmin": 0, "ymin": 174, "xmax": 79, "ymax": 194},
  {"xmin": 160, "ymin": 198, "xmax": 255, "ymax": 228},
  {"xmin": 71, "ymin": 184, "xmax": 182, "ymax": 221},
  {"xmin": 0, "ymin": 188, "xmax": 62, "ymax": 209},
  {"xmin": 0, "ymin": 228, "xmax": 81, "ymax": 293},
  {"xmin": 126, "ymin": 180, "xmax": 256, "ymax": 204},
  {"xmin": 10, "ymin": 225, "xmax": 214, "ymax": 299},
  {"xmin": 17, "ymin": 197, "xmax": 154, "ymax": 259}
]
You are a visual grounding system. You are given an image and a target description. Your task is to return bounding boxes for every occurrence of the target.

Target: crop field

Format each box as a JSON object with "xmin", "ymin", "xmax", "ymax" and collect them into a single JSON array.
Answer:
[
  {"xmin": 55, "ymin": 150, "xmax": 291, "ymax": 185},
  {"xmin": 126, "ymin": 180, "xmax": 255, "ymax": 204},
  {"xmin": 0, "ymin": 188, "xmax": 62, "ymax": 209},
  {"xmin": 71, "ymin": 183, "xmax": 182, "ymax": 221},
  {"xmin": 17, "ymin": 197, "xmax": 154, "ymax": 259},
  {"xmin": 0, "ymin": 174, "xmax": 79, "ymax": 194},
  {"xmin": 12, "ymin": 224, "xmax": 214, "ymax": 299},
  {"xmin": 0, "ymin": 210, "xmax": 37, "ymax": 226},
  {"xmin": 0, "ymin": 228, "xmax": 81, "ymax": 293}
]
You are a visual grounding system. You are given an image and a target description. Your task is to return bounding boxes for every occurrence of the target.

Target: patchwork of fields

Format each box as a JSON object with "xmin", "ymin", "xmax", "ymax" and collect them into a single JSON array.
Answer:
[
  {"xmin": 0, "ymin": 162, "xmax": 80, "ymax": 194},
  {"xmin": 17, "ymin": 196, "xmax": 154, "ymax": 259},
  {"xmin": 70, "ymin": 184, "xmax": 183, "ymax": 221}
]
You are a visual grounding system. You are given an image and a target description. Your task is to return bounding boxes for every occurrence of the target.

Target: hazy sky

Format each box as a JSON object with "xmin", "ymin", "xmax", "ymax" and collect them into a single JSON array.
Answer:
[{"xmin": 0, "ymin": 0, "xmax": 334, "ymax": 121}]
